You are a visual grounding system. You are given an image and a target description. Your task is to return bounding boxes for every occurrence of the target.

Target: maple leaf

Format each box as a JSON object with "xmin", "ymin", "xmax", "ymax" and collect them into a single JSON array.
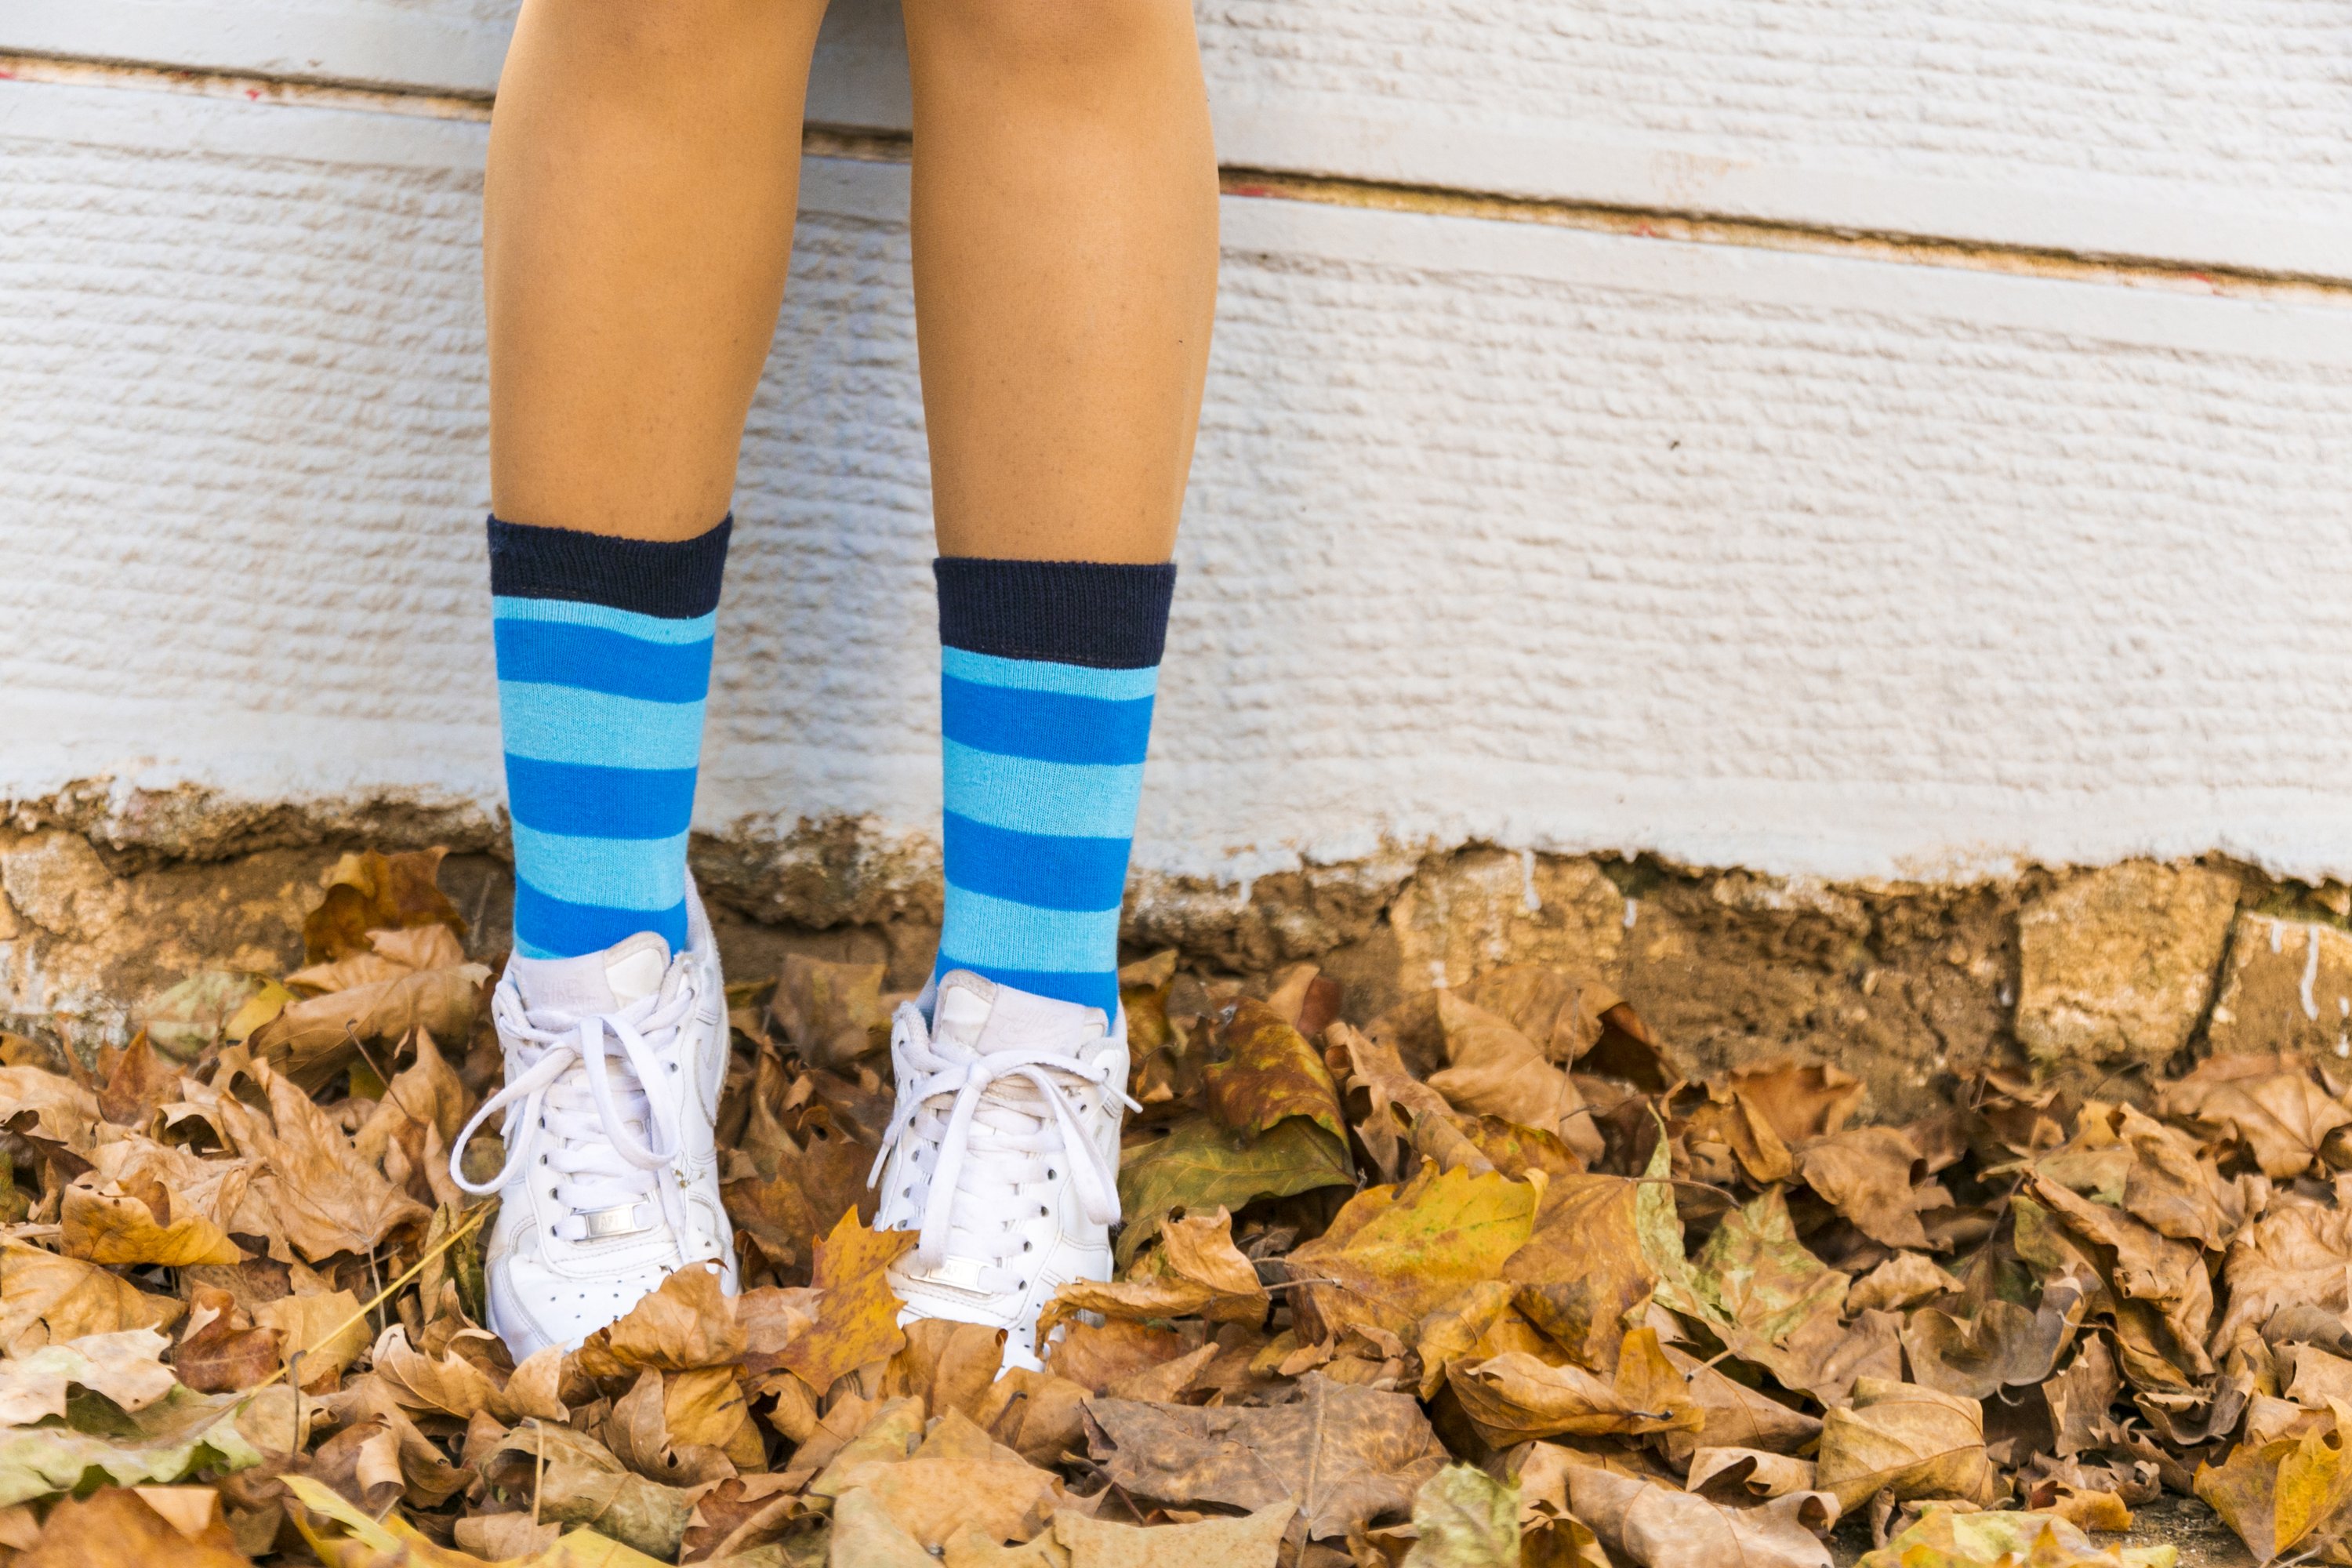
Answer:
[
  {"xmin": 782, "ymin": 1210, "xmax": 917, "ymax": 1392},
  {"xmin": 1115, "ymin": 1112, "xmax": 1354, "ymax": 1267},
  {"xmin": 1203, "ymin": 997, "xmax": 1348, "ymax": 1142}
]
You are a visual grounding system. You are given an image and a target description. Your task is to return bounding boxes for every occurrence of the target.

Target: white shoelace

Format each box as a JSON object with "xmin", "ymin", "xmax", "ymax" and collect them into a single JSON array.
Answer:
[
  {"xmin": 868, "ymin": 1004, "xmax": 1139, "ymax": 1280},
  {"xmin": 449, "ymin": 983, "xmax": 696, "ymax": 1245}
]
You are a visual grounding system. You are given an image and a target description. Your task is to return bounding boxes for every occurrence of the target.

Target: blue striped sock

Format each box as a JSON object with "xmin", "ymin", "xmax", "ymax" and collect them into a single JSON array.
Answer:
[
  {"xmin": 931, "ymin": 557, "xmax": 1178, "ymax": 1018},
  {"xmin": 487, "ymin": 515, "xmax": 730, "ymax": 960}
]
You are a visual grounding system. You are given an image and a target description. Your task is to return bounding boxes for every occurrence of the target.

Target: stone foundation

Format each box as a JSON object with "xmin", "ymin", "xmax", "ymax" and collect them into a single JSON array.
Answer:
[{"xmin": 5, "ymin": 800, "xmax": 2346, "ymax": 1121}]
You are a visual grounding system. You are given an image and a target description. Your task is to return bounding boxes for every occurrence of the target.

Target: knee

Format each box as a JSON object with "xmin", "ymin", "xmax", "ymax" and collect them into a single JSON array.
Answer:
[{"xmin": 907, "ymin": 0, "xmax": 1179, "ymax": 72}]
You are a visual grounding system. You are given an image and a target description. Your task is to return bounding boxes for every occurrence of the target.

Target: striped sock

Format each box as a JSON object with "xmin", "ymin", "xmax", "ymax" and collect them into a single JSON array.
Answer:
[
  {"xmin": 487, "ymin": 515, "xmax": 730, "ymax": 960},
  {"xmin": 931, "ymin": 557, "xmax": 1177, "ymax": 1018}
]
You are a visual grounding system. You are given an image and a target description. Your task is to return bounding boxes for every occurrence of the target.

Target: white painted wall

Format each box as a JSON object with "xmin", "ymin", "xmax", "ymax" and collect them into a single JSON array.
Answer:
[{"xmin": 4, "ymin": 3, "xmax": 2352, "ymax": 895}]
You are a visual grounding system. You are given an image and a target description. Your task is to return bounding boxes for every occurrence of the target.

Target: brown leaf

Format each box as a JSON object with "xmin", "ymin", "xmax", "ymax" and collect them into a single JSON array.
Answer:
[
  {"xmin": 768, "ymin": 953, "xmax": 891, "ymax": 1070},
  {"xmin": 579, "ymin": 1261, "xmax": 747, "ymax": 1377},
  {"xmin": 249, "ymin": 962, "xmax": 488, "ymax": 1091},
  {"xmin": 16, "ymin": 1483, "xmax": 253, "ymax": 1568},
  {"xmin": 975, "ymin": 1366, "xmax": 1091, "ymax": 1467},
  {"xmin": 2042, "ymin": 1335, "xmax": 2122, "ymax": 1459},
  {"xmin": 1336, "ymin": 1022, "xmax": 1469, "ymax": 1184},
  {"xmin": 489, "ymin": 1419, "xmax": 695, "ymax": 1559},
  {"xmin": 0, "ymin": 1066, "xmax": 102, "ymax": 1153},
  {"xmin": 60, "ymin": 1181, "xmax": 244, "ymax": 1267},
  {"xmin": 1814, "ymin": 1377, "xmax": 1998, "ymax": 1513},
  {"xmin": 1659, "ymin": 1344, "xmax": 1822, "ymax": 1464},
  {"xmin": 886, "ymin": 1316, "xmax": 1008, "ymax": 1424},
  {"xmin": 254, "ymin": 1288, "xmax": 369, "ymax": 1390},
  {"xmin": 1204, "ymin": 998, "xmax": 1348, "ymax": 1142},
  {"xmin": 1287, "ymin": 1162, "xmax": 1539, "ymax": 1343},
  {"xmin": 174, "ymin": 1286, "xmax": 283, "ymax": 1393},
  {"xmin": 1115, "ymin": 1112, "xmax": 1356, "ymax": 1268},
  {"xmin": 1447, "ymin": 1327, "xmax": 1700, "ymax": 1446},
  {"xmin": 1845, "ymin": 1252, "xmax": 1961, "ymax": 1313},
  {"xmin": 2027, "ymin": 1174, "xmax": 2214, "ymax": 1389},
  {"xmin": 94, "ymin": 1033, "xmax": 178, "ymax": 1130},
  {"xmin": 2194, "ymin": 1401, "xmax": 2352, "ymax": 1563},
  {"xmin": 1726, "ymin": 1059, "xmax": 1865, "ymax": 1145},
  {"xmin": 1053, "ymin": 1497, "xmax": 1294, "ymax": 1565},
  {"xmin": 1426, "ymin": 993, "xmax": 1602, "ymax": 1165},
  {"xmin": 1794, "ymin": 1127, "xmax": 1944, "ymax": 1251},
  {"xmin": 783, "ymin": 1210, "xmax": 917, "ymax": 1391},
  {"xmin": 0, "ymin": 1327, "xmax": 178, "ymax": 1423},
  {"xmin": 204, "ymin": 1060, "xmax": 431, "ymax": 1261},
  {"xmin": 0, "ymin": 1238, "xmax": 185, "ymax": 1352},
  {"xmin": 302, "ymin": 848, "xmax": 468, "ymax": 965},
  {"xmin": 1050, "ymin": 1319, "xmax": 1190, "ymax": 1396},
  {"xmin": 1085, "ymin": 1372, "xmax": 1450, "ymax": 1540},
  {"xmin": 1563, "ymin": 1460, "xmax": 1835, "ymax": 1568},
  {"xmin": 1899, "ymin": 1277, "xmax": 2085, "ymax": 1402},
  {"xmin": 1502, "ymin": 1172, "xmax": 1657, "ymax": 1372},
  {"xmin": 2160, "ymin": 1051, "xmax": 2352, "ymax": 1179},
  {"xmin": 1686, "ymin": 1447, "xmax": 1820, "ymax": 1504},
  {"xmin": 2216, "ymin": 1196, "xmax": 2352, "ymax": 1347},
  {"xmin": 1041, "ymin": 1208, "xmax": 1269, "ymax": 1341}
]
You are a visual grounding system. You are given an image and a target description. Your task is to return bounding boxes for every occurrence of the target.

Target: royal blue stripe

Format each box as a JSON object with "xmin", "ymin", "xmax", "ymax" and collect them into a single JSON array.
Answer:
[
  {"xmin": 943, "ymin": 812, "xmax": 1130, "ymax": 913},
  {"xmin": 937, "ymin": 888, "xmax": 1124, "ymax": 975},
  {"xmin": 494, "ymin": 620, "xmax": 714, "ymax": 704},
  {"xmin": 942, "ymin": 648, "xmax": 1160, "ymax": 703},
  {"xmin": 493, "ymin": 597, "xmax": 719, "ymax": 646},
  {"xmin": 508, "ymin": 824, "xmax": 691, "ymax": 912},
  {"xmin": 498, "ymin": 682, "xmax": 708, "ymax": 771},
  {"xmin": 941, "ymin": 742, "xmax": 1145, "ymax": 840},
  {"xmin": 935, "ymin": 958, "xmax": 1119, "ymax": 1018},
  {"xmin": 504, "ymin": 755, "xmax": 699, "ymax": 840},
  {"xmin": 940, "ymin": 676, "xmax": 1154, "ymax": 766},
  {"xmin": 514, "ymin": 879, "xmax": 688, "ymax": 958}
]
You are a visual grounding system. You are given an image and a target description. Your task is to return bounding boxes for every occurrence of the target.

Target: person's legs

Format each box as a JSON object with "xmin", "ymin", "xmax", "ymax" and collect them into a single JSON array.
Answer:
[
  {"xmin": 869, "ymin": 0, "xmax": 1217, "ymax": 1363},
  {"xmin": 460, "ymin": 0, "xmax": 826, "ymax": 1353},
  {"xmin": 902, "ymin": 0, "xmax": 1219, "ymax": 1008},
  {"xmin": 484, "ymin": 0, "xmax": 826, "ymax": 960}
]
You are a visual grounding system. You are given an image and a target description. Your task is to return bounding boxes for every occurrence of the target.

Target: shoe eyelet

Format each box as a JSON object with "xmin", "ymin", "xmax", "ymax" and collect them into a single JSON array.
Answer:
[
  {"xmin": 1022, "ymin": 1240, "xmax": 1032, "ymax": 1252},
  {"xmin": 1047, "ymin": 1168, "xmax": 1057, "ymax": 1179}
]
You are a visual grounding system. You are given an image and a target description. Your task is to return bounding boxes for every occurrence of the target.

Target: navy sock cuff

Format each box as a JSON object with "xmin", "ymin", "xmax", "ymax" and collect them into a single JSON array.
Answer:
[
  {"xmin": 488, "ymin": 514, "xmax": 732, "ymax": 620},
  {"xmin": 934, "ymin": 557, "xmax": 1177, "ymax": 670}
]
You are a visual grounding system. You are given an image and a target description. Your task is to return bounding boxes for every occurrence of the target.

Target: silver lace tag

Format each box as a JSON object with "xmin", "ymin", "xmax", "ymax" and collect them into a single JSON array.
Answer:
[{"xmin": 583, "ymin": 1204, "xmax": 650, "ymax": 1239}]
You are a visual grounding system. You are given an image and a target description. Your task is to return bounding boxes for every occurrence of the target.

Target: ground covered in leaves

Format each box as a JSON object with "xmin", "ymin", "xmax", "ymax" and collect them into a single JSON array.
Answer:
[{"xmin": 6, "ymin": 851, "xmax": 2351, "ymax": 1565}]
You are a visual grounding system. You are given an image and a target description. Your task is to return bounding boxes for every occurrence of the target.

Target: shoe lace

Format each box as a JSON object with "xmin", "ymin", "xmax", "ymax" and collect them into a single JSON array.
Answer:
[
  {"xmin": 867, "ymin": 1003, "xmax": 1140, "ymax": 1274},
  {"xmin": 448, "ymin": 981, "xmax": 699, "ymax": 1244}
]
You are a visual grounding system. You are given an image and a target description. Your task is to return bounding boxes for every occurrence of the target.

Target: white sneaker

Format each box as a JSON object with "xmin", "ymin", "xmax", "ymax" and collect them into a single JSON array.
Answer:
[
  {"xmin": 868, "ymin": 971, "xmax": 1134, "ymax": 1371},
  {"xmin": 450, "ymin": 885, "xmax": 735, "ymax": 1359}
]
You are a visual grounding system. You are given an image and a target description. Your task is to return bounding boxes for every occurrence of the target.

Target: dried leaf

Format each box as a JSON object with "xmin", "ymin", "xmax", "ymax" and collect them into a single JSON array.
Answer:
[
  {"xmin": 1287, "ymin": 1163, "xmax": 1539, "ymax": 1342},
  {"xmin": 0, "ymin": 1385, "xmax": 264, "ymax": 1507},
  {"xmin": 1563, "ymin": 1460, "xmax": 1836, "ymax": 1568},
  {"xmin": 1204, "ymin": 998, "xmax": 1348, "ymax": 1142},
  {"xmin": 1794, "ymin": 1127, "xmax": 1943, "ymax": 1251},
  {"xmin": 578, "ymin": 1262, "xmax": 747, "ymax": 1377},
  {"xmin": 1814, "ymin": 1377, "xmax": 1998, "ymax": 1513},
  {"xmin": 1, "ymin": 1239, "xmax": 184, "ymax": 1353},
  {"xmin": 60, "ymin": 1181, "xmax": 244, "ymax": 1267},
  {"xmin": 786, "ymin": 1210, "xmax": 916, "ymax": 1391},
  {"xmin": 1503, "ymin": 1172, "xmax": 1657, "ymax": 1372},
  {"xmin": 1399, "ymin": 1465, "xmax": 1516, "ymax": 1567},
  {"xmin": 302, "ymin": 848, "xmax": 467, "ymax": 965},
  {"xmin": 1447, "ymin": 1327, "xmax": 1700, "ymax": 1446},
  {"xmin": 1116, "ymin": 1113, "xmax": 1356, "ymax": 1266},
  {"xmin": 1053, "ymin": 1497, "xmax": 1293, "ymax": 1566},
  {"xmin": 1426, "ymin": 993, "xmax": 1602, "ymax": 1164},
  {"xmin": 15, "ymin": 1484, "xmax": 252, "ymax": 1568},
  {"xmin": 1856, "ymin": 1505, "xmax": 2176, "ymax": 1568},
  {"xmin": 1041, "ymin": 1208, "xmax": 1269, "ymax": 1340},
  {"xmin": 0, "ymin": 1327, "xmax": 178, "ymax": 1423},
  {"xmin": 1085, "ymin": 1372, "xmax": 1449, "ymax": 1541},
  {"xmin": 2160, "ymin": 1052, "xmax": 2352, "ymax": 1179}
]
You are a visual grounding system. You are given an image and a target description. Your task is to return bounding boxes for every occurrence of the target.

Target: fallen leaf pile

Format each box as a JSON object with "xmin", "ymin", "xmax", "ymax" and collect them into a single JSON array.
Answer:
[{"xmin": 13, "ymin": 850, "xmax": 2352, "ymax": 1565}]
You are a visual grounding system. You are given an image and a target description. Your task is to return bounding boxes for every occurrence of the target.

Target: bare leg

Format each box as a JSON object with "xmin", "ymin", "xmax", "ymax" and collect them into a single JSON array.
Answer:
[
  {"xmin": 485, "ymin": 0, "xmax": 830, "ymax": 541},
  {"xmin": 902, "ymin": 0, "xmax": 1220, "ymax": 564}
]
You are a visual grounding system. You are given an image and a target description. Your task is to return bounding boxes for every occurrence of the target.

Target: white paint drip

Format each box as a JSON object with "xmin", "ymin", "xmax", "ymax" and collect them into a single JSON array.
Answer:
[
  {"xmin": 1520, "ymin": 848, "xmax": 1542, "ymax": 913},
  {"xmin": 1428, "ymin": 960, "xmax": 1451, "ymax": 990},
  {"xmin": 1623, "ymin": 897, "xmax": 1639, "ymax": 930},
  {"xmin": 2303, "ymin": 921, "xmax": 2325, "ymax": 1021},
  {"xmin": 2270, "ymin": 916, "xmax": 2285, "ymax": 953}
]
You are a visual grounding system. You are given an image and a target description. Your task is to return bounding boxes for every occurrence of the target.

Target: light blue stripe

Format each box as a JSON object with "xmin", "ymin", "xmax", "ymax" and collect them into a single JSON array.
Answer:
[
  {"xmin": 510, "ymin": 824, "xmax": 691, "ymax": 911},
  {"xmin": 936, "ymin": 887, "xmax": 1123, "ymax": 975},
  {"xmin": 498, "ymin": 682, "xmax": 707, "ymax": 771},
  {"xmin": 942, "ymin": 648, "xmax": 1160, "ymax": 702},
  {"xmin": 942, "ymin": 741, "xmax": 1144, "ymax": 840},
  {"xmin": 493, "ymin": 596, "xmax": 719, "ymax": 646}
]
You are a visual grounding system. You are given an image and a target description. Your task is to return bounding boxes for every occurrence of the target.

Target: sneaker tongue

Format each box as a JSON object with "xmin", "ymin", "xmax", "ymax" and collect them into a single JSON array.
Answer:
[
  {"xmin": 933, "ymin": 970, "xmax": 1105, "ymax": 1061},
  {"xmin": 508, "ymin": 932, "xmax": 672, "ymax": 1014}
]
